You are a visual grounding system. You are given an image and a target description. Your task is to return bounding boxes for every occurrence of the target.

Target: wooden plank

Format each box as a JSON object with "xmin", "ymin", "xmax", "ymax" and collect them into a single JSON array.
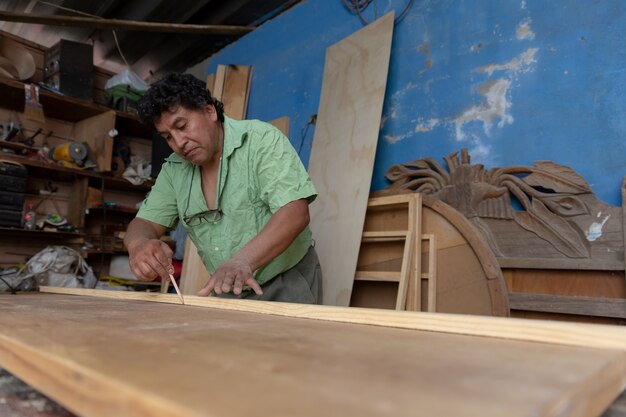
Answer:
[
  {"xmin": 622, "ymin": 177, "xmax": 626, "ymax": 286},
  {"xmin": 407, "ymin": 194, "xmax": 423, "ymax": 311},
  {"xmin": 206, "ymin": 73, "xmax": 215, "ymax": 93},
  {"xmin": 362, "ymin": 231, "xmax": 408, "ymax": 239},
  {"xmin": 0, "ymin": 293, "xmax": 625, "ymax": 417},
  {"xmin": 179, "ymin": 236, "xmax": 210, "ymax": 296},
  {"xmin": 268, "ymin": 116, "xmax": 289, "ymax": 137},
  {"xmin": 498, "ymin": 257, "xmax": 624, "ymax": 270},
  {"xmin": 354, "ymin": 271, "xmax": 400, "ymax": 282},
  {"xmin": 39, "ymin": 287, "xmax": 626, "ymax": 352},
  {"xmin": 74, "ymin": 110, "xmax": 116, "ymax": 172},
  {"xmin": 394, "ymin": 228, "xmax": 413, "ymax": 310},
  {"xmin": 308, "ymin": 13, "xmax": 395, "ymax": 306},
  {"xmin": 503, "ymin": 269, "xmax": 625, "ymax": 299},
  {"xmin": 421, "ymin": 202, "xmax": 506, "ymax": 316},
  {"xmin": 212, "ymin": 65, "xmax": 226, "ymax": 101},
  {"xmin": 424, "ymin": 234, "xmax": 437, "ymax": 312},
  {"xmin": 0, "ymin": 11, "xmax": 255, "ymax": 35},
  {"xmin": 509, "ymin": 292, "xmax": 626, "ymax": 319},
  {"xmin": 221, "ymin": 65, "xmax": 252, "ymax": 120}
]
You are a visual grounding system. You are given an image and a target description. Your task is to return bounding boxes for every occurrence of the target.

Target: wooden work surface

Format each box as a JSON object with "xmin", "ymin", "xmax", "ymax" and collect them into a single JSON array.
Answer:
[{"xmin": 0, "ymin": 293, "xmax": 624, "ymax": 417}]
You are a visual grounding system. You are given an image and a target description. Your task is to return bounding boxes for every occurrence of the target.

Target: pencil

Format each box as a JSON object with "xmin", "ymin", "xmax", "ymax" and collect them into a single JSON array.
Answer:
[{"xmin": 168, "ymin": 273, "xmax": 185, "ymax": 305}]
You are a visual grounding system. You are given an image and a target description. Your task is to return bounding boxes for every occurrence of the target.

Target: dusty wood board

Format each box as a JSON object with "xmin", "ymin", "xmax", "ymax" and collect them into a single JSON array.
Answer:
[
  {"xmin": 509, "ymin": 292, "xmax": 626, "ymax": 319},
  {"xmin": 268, "ymin": 116, "xmax": 289, "ymax": 137},
  {"xmin": 221, "ymin": 65, "xmax": 252, "ymax": 120},
  {"xmin": 308, "ymin": 12, "xmax": 394, "ymax": 306},
  {"xmin": 38, "ymin": 287, "xmax": 626, "ymax": 352},
  {"xmin": 1, "ymin": 292, "xmax": 626, "ymax": 417},
  {"xmin": 179, "ymin": 235, "xmax": 210, "ymax": 295},
  {"xmin": 74, "ymin": 110, "xmax": 115, "ymax": 172}
]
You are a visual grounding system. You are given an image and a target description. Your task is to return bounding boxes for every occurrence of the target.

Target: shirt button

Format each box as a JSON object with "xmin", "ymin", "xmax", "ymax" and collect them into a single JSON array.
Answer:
[{"xmin": 214, "ymin": 247, "xmax": 219, "ymax": 251}]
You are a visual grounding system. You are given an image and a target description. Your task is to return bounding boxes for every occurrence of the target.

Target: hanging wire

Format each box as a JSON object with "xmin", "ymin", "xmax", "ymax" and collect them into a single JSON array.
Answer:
[
  {"xmin": 341, "ymin": 0, "xmax": 414, "ymax": 25},
  {"xmin": 37, "ymin": 0, "xmax": 130, "ymax": 68},
  {"xmin": 298, "ymin": 121, "xmax": 311, "ymax": 155}
]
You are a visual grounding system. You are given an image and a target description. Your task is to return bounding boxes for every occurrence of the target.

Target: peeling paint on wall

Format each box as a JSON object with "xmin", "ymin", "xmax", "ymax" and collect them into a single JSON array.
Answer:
[
  {"xmin": 470, "ymin": 43, "xmax": 482, "ymax": 53},
  {"xmin": 404, "ymin": 47, "xmax": 538, "ymax": 162},
  {"xmin": 383, "ymin": 132, "xmax": 413, "ymax": 144},
  {"xmin": 415, "ymin": 118, "xmax": 440, "ymax": 133},
  {"xmin": 585, "ymin": 213, "xmax": 610, "ymax": 242},
  {"xmin": 455, "ymin": 79, "xmax": 513, "ymax": 140},
  {"xmin": 476, "ymin": 48, "xmax": 538, "ymax": 77},
  {"xmin": 516, "ymin": 18, "xmax": 535, "ymax": 40}
]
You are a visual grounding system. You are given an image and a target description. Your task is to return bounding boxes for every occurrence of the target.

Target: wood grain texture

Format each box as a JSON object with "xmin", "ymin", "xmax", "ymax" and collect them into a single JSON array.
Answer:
[
  {"xmin": 503, "ymin": 269, "xmax": 626, "ymax": 298},
  {"xmin": 179, "ymin": 236, "xmax": 210, "ymax": 295},
  {"xmin": 352, "ymin": 194, "xmax": 420, "ymax": 310},
  {"xmin": 39, "ymin": 287, "xmax": 626, "ymax": 352},
  {"xmin": 382, "ymin": 150, "xmax": 626, "ymax": 273},
  {"xmin": 74, "ymin": 110, "xmax": 115, "ymax": 172},
  {"xmin": 268, "ymin": 116, "xmax": 289, "ymax": 137},
  {"xmin": 221, "ymin": 65, "xmax": 252, "ymax": 120},
  {"xmin": 308, "ymin": 13, "xmax": 395, "ymax": 306},
  {"xmin": 421, "ymin": 196, "xmax": 510, "ymax": 316},
  {"xmin": 2, "ymin": 292, "xmax": 626, "ymax": 417},
  {"xmin": 509, "ymin": 292, "xmax": 626, "ymax": 319}
]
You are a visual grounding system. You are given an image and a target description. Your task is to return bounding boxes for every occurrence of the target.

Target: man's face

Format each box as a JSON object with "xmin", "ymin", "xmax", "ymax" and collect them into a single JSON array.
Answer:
[{"xmin": 155, "ymin": 104, "xmax": 222, "ymax": 165}]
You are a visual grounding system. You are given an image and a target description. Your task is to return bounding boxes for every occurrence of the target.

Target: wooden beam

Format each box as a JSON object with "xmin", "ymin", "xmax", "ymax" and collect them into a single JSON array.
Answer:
[
  {"xmin": 39, "ymin": 287, "xmax": 626, "ymax": 351},
  {"xmin": 509, "ymin": 292, "xmax": 626, "ymax": 319},
  {"xmin": 0, "ymin": 11, "xmax": 255, "ymax": 35}
]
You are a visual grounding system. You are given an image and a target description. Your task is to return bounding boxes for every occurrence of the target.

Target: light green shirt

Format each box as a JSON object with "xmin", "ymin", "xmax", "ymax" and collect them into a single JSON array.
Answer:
[{"xmin": 137, "ymin": 116, "xmax": 317, "ymax": 284}]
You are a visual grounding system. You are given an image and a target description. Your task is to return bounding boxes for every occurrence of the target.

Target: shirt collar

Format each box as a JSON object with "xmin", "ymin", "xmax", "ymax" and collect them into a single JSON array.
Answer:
[{"xmin": 163, "ymin": 115, "xmax": 245, "ymax": 164}]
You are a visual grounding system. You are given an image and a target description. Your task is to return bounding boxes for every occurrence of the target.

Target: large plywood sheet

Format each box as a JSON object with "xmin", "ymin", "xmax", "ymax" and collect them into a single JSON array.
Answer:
[
  {"xmin": 309, "ymin": 13, "xmax": 395, "ymax": 306},
  {"xmin": 0, "ymin": 292, "xmax": 624, "ymax": 417}
]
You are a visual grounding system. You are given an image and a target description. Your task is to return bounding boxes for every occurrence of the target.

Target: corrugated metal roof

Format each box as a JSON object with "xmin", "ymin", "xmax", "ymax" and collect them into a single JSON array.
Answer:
[{"xmin": 0, "ymin": 0, "xmax": 300, "ymax": 80}]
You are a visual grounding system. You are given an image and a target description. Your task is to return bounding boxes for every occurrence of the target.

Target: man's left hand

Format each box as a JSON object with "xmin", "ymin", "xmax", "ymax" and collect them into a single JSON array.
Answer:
[{"xmin": 197, "ymin": 257, "xmax": 263, "ymax": 297}]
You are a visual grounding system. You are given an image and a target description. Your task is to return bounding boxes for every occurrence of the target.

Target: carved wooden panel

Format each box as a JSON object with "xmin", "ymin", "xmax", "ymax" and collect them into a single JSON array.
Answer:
[{"xmin": 381, "ymin": 149, "xmax": 624, "ymax": 271}]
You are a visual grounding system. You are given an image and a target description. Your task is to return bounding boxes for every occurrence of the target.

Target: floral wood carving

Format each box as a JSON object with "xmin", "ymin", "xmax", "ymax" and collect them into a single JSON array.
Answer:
[{"xmin": 381, "ymin": 149, "xmax": 620, "ymax": 261}]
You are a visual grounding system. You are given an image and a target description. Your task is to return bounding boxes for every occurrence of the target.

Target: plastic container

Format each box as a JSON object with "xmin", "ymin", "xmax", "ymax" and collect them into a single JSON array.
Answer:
[{"xmin": 23, "ymin": 203, "xmax": 35, "ymax": 230}]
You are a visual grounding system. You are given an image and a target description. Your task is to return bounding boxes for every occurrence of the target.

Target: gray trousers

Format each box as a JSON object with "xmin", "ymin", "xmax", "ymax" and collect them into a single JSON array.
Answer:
[{"xmin": 213, "ymin": 246, "xmax": 323, "ymax": 304}]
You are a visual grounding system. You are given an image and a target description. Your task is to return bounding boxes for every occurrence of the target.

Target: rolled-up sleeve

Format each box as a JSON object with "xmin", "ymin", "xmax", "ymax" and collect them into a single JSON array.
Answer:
[{"xmin": 136, "ymin": 163, "xmax": 180, "ymax": 229}]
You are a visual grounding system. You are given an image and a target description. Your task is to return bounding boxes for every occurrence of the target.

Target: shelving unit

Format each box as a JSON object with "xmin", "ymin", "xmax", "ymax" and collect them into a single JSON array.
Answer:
[
  {"xmin": 0, "ymin": 73, "xmax": 152, "ymax": 275},
  {"xmin": 350, "ymin": 194, "xmax": 422, "ymax": 311}
]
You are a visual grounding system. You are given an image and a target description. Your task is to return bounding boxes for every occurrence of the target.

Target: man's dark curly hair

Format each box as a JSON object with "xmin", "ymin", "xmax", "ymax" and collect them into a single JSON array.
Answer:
[{"xmin": 137, "ymin": 73, "xmax": 225, "ymax": 130}]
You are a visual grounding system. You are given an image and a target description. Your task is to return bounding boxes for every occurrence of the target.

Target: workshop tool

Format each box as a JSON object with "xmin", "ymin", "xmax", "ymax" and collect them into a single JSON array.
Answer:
[
  {"xmin": 0, "ymin": 122, "xmax": 22, "ymax": 142},
  {"xmin": 169, "ymin": 273, "xmax": 185, "ymax": 305},
  {"xmin": 49, "ymin": 141, "xmax": 87, "ymax": 167},
  {"xmin": 23, "ymin": 127, "xmax": 42, "ymax": 147}
]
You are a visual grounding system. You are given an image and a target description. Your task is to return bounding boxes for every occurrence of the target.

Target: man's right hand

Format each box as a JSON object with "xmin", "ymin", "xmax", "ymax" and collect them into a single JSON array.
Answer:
[{"xmin": 127, "ymin": 238, "xmax": 174, "ymax": 281}]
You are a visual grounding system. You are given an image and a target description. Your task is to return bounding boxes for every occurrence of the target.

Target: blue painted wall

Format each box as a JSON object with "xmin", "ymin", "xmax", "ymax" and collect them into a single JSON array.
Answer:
[{"xmin": 208, "ymin": 0, "xmax": 626, "ymax": 205}]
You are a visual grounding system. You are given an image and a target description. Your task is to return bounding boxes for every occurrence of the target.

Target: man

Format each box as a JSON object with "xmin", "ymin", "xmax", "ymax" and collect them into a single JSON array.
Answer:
[{"xmin": 124, "ymin": 73, "xmax": 321, "ymax": 304}]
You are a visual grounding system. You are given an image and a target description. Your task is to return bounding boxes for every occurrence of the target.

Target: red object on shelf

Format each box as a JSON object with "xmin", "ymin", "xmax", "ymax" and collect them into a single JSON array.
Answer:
[{"xmin": 156, "ymin": 258, "xmax": 182, "ymax": 282}]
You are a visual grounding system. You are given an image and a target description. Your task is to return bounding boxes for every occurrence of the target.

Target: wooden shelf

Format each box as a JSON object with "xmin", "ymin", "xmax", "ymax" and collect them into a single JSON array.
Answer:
[
  {"xmin": 0, "ymin": 78, "xmax": 148, "ymax": 138},
  {"xmin": 0, "ymin": 153, "xmax": 153, "ymax": 192},
  {"xmin": 361, "ymin": 231, "xmax": 408, "ymax": 242},
  {"xmin": 354, "ymin": 271, "xmax": 401, "ymax": 282},
  {"xmin": 89, "ymin": 205, "xmax": 138, "ymax": 214},
  {"xmin": 0, "ymin": 226, "xmax": 84, "ymax": 239},
  {"xmin": 100, "ymin": 175, "xmax": 153, "ymax": 192},
  {"xmin": 84, "ymin": 249, "xmax": 127, "ymax": 256}
]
